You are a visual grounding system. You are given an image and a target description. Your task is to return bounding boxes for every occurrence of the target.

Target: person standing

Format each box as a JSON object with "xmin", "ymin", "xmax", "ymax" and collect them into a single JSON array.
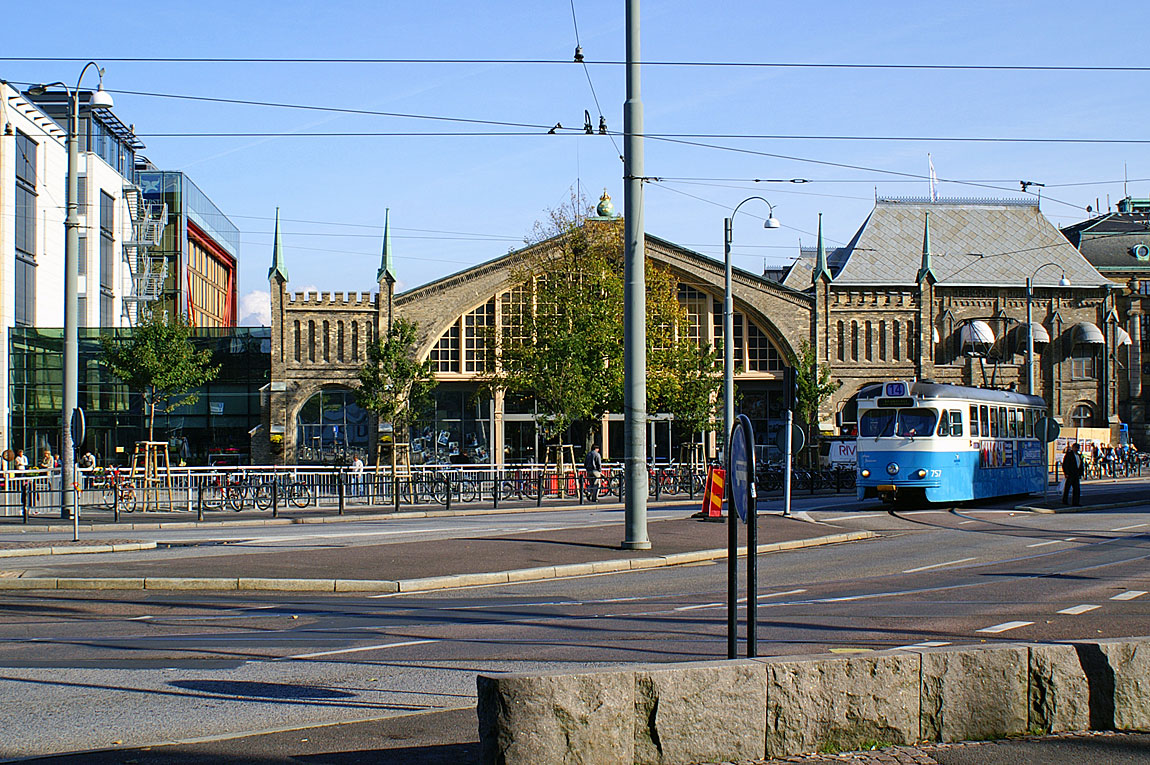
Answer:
[
  {"xmin": 1062, "ymin": 443, "xmax": 1083, "ymax": 506},
  {"xmin": 13, "ymin": 449, "xmax": 27, "ymax": 471},
  {"xmin": 350, "ymin": 454, "xmax": 365, "ymax": 498},
  {"xmin": 584, "ymin": 445, "xmax": 603, "ymax": 502}
]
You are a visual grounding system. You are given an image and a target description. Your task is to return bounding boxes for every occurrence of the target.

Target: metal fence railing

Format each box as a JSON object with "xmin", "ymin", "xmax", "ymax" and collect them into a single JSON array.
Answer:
[{"xmin": 0, "ymin": 462, "xmax": 717, "ymax": 524}]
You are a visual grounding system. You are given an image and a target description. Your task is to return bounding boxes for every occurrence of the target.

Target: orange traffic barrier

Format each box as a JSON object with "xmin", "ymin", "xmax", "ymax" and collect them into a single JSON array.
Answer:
[{"xmin": 701, "ymin": 467, "xmax": 726, "ymax": 519}]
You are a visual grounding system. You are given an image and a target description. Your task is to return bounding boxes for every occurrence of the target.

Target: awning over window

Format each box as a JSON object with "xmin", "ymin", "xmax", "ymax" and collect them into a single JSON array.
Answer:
[
  {"xmin": 1015, "ymin": 322, "xmax": 1050, "ymax": 347},
  {"xmin": 1074, "ymin": 321, "xmax": 1106, "ymax": 345},
  {"xmin": 1115, "ymin": 326, "xmax": 1132, "ymax": 347},
  {"xmin": 959, "ymin": 320, "xmax": 996, "ymax": 349}
]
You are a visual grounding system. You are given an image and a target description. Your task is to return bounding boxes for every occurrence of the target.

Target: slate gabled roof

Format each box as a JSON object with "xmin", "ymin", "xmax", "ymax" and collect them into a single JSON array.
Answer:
[{"xmin": 828, "ymin": 198, "xmax": 1109, "ymax": 288}]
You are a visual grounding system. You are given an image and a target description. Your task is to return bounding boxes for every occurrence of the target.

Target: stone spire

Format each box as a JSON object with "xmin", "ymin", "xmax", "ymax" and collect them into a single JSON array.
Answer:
[
  {"xmin": 811, "ymin": 212, "xmax": 830, "ymax": 284},
  {"xmin": 917, "ymin": 211, "xmax": 936, "ymax": 283},
  {"xmin": 377, "ymin": 208, "xmax": 397, "ymax": 285},
  {"xmin": 268, "ymin": 207, "xmax": 289, "ymax": 282}
]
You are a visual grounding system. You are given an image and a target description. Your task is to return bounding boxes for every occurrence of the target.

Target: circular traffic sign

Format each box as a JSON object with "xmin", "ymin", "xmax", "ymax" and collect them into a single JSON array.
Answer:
[
  {"xmin": 728, "ymin": 415, "xmax": 757, "ymax": 524},
  {"xmin": 775, "ymin": 425, "xmax": 806, "ymax": 453},
  {"xmin": 1033, "ymin": 416, "xmax": 1060, "ymax": 443}
]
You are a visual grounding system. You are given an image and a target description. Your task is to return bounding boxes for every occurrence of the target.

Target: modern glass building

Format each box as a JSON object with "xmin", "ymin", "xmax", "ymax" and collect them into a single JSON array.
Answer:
[
  {"xmin": 137, "ymin": 169, "xmax": 240, "ymax": 328},
  {"xmin": 9, "ymin": 327, "xmax": 269, "ymax": 465}
]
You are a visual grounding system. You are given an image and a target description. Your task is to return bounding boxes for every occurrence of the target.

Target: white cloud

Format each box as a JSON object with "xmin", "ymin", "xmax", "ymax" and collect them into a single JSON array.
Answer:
[{"xmin": 238, "ymin": 290, "xmax": 271, "ymax": 326}]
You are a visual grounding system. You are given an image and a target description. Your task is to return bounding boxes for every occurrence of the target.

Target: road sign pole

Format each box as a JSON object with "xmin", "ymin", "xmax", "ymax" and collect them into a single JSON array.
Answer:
[
  {"xmin": 726, "ymin": 432, "xmax": 737, "ymax": 659},
  {"xmin": 784, "ymin": 408, "xmax": 793, "ymax": 518}
]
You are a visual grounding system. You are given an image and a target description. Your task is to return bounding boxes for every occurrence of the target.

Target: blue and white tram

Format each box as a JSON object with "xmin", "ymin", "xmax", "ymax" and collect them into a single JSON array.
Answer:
[{"xmin": 856, "ymin": 380, "xmax": 1047, "ymax": 504}]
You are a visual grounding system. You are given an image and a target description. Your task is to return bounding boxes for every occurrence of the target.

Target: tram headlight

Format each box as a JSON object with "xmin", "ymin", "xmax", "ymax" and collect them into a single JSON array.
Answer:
[
  {"xmin": 860, "ymin": 469, "xmax": 870, "ymax": 478},
  {"xmin": 916, "ymin": 468, "xmax": 927, "ymax": 478},
  {"xmin": 886, "ymin": 462, "xmax": 899, "ymax": 476}
]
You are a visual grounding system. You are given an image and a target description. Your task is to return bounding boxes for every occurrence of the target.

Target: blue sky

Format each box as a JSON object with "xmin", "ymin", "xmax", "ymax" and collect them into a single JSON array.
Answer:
[{"xmin": 4, "ymin": 1, "xmax": 1146, "ymax": 324}]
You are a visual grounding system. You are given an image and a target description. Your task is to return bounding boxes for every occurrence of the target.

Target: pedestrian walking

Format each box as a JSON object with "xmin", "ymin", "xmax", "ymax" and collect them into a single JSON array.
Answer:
[
  {"xmin": 584, "ymin": 444, "xmax": 603, "ymax": 502},
  {"xmin": 1062, "ymin": 443, "xmax": 1083, "ymax": 506},
  {"xmin": 36, "ymin": 448, "xmax": 54, "ymax": 507},
  {"xmin": 350, "ymin": 454, "xmax": 365, "ymax": 497}
]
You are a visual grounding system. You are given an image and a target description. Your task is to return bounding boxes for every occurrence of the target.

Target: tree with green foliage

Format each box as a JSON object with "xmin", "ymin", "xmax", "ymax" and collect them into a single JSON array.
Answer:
[
  {"xmin": 355, "ymin": 318, "xmax": 437, "ymax": 469},
  {"xmin": 99, "ymin": 309, "xmax": 220, "ymax": 443},
  {"xmin": 792, "ymin": 340, "xmax": 841, "ymax": 465},
  {"xmin": 485, "ymin": 195, "xmax": 721, "ymax": 452}
]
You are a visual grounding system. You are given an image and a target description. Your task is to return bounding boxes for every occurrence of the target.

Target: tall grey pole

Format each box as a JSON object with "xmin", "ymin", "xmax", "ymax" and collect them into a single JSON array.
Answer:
[
  {"xmin": 723, "ymin": 218, "xmax": 734, "ymax": 458},
  {"xmin": 60, "ymin": 89, "xmax": 80, "ymax": 519},
  {"xmin": 1026, "ymin": 277, "xmax": 1035, "ymax": 397},
  {"xmin": 622, "ymin": 0, "xmax": 649, "ymax": 549}
]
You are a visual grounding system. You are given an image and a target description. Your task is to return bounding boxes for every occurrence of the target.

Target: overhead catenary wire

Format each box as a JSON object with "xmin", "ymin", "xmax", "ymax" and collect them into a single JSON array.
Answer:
[{"xmin": 4, "ymin": 56, "xmax": 1148, "ymax": 72}]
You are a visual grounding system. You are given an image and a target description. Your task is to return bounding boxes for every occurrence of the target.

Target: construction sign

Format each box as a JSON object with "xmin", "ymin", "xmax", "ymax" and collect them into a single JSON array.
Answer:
[{"xmin": 701, "ymin": 467, "xmax": 726, "ymax": 519}]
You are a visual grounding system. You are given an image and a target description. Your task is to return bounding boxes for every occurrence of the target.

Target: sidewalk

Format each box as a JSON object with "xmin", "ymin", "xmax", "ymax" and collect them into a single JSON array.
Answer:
[{"xmin": 0, "ymin": 510, "xmax": 873, "ymax": 592}]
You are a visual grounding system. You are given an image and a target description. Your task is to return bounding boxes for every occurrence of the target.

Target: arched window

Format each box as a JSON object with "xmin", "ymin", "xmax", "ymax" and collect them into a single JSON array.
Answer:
[
  {"xmin": 851, "ymin": 321, "xmax": 859, "ymax": 362},
  {"xmin": 878, "ymin": 320, "xmax": 887, "ymax": 361},
  {"xmin": 837, "ymin": 321, "xmax": 845, "ymax": 362},
  {"xmin": 295, "ymin": 388, "xmax": 370, "ymax": 463},
  {"xmin": 322, "ymin": 321, "xmax": 330, "ymax": 362},
  {"xmin": 893, "ymin": 321, "xmax": 901, "ymax": 361},
  {"xmin": 337, "ymin": 321, "xmax": 345, "ymax": 362},
  {"xmin": 865, "ymin": 321, "xmax": 874, "ymax": 362},
  {"xmin": 308, "ymin": 321, "xmax": 316, "ymax": 363},
  {"xmin": 1071, "ymin": 403, "xmax": 1093, "ymax": 428},
  {"xmin": 293, "ymin": 320, "xmax": 301, "ymax": 362}
]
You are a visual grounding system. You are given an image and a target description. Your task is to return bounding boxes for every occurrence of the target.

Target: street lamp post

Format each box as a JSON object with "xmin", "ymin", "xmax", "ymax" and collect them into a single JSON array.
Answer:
[
  {"xmin": 1026, "ymin": 263, "xmax": 1071, "ymax": 397},
  {"xmin": 29, "ymin": 63, "xmax": 113, "ymax": 519},
  {"xmin": 722, "ymin": 198, "xmax": 779, "ymax": 450}
]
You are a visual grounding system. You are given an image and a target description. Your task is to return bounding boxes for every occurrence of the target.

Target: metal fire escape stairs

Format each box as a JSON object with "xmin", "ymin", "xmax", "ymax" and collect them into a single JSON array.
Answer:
[{"xmin": 121, "ymin": 185, "xmax": 168, "ymax": 326}]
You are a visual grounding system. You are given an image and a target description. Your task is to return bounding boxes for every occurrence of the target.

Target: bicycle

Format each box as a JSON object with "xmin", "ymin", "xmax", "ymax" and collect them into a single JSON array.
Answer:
[
  {"xmin": 96, "ymin": 468, "xmax": 136, "ymax": 513},
  {"xmin": 255, "ymin": 472, "xmax": 313, "ymax": 509}
]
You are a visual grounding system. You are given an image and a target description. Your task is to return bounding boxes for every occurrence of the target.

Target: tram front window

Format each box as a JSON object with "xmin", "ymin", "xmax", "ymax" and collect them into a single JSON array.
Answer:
[
  {"xmin": 860, "ymin": 409, "xmax": 896, "ymax": 438},
  {"xmin": 897, "ymin": 408, "xmax": 937, "ymax": 438}
]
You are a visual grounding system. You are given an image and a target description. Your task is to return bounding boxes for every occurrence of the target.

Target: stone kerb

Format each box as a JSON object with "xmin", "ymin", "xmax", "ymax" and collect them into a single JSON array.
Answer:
[
  {"xmin": 476, "ymin": 637, "xmax": 1150, "ymax": 765},
  {"xmin": 917, "ymin": 643, "xmax": 1028, "ymax": 743},
  {"xmin": 763, "ymin": 650, "xmax": 919, "ymax": 758}
]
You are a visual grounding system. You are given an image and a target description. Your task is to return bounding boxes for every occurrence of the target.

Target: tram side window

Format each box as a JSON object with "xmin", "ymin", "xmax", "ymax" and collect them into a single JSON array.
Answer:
[
  {"xmin": 1024, "ymin": 409, "xmax": 1033, "ymax": 438},
  {"xmin": 1008, "ymin": 408, "xmax": 1017, "ymax": 437},
  {"xmin": 950, "ymin": 409, "xmax": 963, "ymax": 437},
  {"xmin": 970, "ymin": 406, "xmax": 980, "ymax": 437},
  {"xmin": 989, "ymin": 407, "xmax": 998, "ymax": 438},
  {"xmin": 980, "ymin": 405, "xmax": 989, "ymax": 437},
  {"xmin": 897, "ymin": 408, "xmax": 937, "ymax": 438},
  {"xmin": 860, "ymin": 408, "xmax": 896, "ymax": 438},
  {"xmin": 1000, "ymin": 408, "xmax": 1008, "ymax": 439},
  {"xmin": 937, "ymin": 410, "xmax": 950, "ymax": 437}
]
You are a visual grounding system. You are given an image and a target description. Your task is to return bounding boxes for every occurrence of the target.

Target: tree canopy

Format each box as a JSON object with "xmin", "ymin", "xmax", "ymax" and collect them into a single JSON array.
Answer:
[
  {"xmin": 792, "ymin": 340, "xmax": 840, "ymax": 463},
  {"xmin": 485, "ymin": 196, "xmax": 720, "ymax": 444},
  {"xmin": 99, "ymin": 309, "xmax": 220, "ymax": 442},
  {"xmin": 356, "ymin": 318, "xmax": 437, "ymax": 461}
]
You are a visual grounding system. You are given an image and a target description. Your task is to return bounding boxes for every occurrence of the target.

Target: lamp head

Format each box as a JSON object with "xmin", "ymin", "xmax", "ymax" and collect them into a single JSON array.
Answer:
[
  {"xmin": 26, "ymin": 84, "xmax": 49, "ymax": 97},
  {"xmin": 89, "ymin": 82, "xmax": 113, "ymax": 109},
  {"xmin": 764, "ymin": 217, "xmax": 781, "ymax": 229},
  {"xmin": 1058, "ymin": 275, "xmax": 1071, "ymax": 287}
]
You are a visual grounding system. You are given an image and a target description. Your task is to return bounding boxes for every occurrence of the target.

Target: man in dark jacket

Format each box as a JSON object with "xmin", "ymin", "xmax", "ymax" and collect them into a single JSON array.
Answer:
[
  {"xmin": 1062, "ymin": 442, "xmax": 1083, "ymax": 506},
  {"xmin": 584, "ymin": 445, "xmax": 603, "ymax": 502}
]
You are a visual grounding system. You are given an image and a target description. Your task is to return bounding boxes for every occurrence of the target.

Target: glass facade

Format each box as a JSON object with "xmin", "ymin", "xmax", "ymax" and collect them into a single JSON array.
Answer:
[
  {"xmin": 9, "ymin": 327, "xmax": 270, "ymax": 466},
  {"xmin": 137, "ymin": 171, "xmax": 240, "ymax": 327}
]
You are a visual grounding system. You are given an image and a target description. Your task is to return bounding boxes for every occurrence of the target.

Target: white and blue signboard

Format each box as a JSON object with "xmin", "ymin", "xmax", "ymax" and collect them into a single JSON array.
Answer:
[{"xmin": 728, "ymin": 414, "xmax": 757, "ymax": 524}]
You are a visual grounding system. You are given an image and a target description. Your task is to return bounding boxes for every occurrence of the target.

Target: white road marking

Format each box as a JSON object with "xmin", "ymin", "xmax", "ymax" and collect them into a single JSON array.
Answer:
[
  {"xmin": 893, "ymin": 640, "xmax": 951, "ymax": 650},
  {"xmin": 280, "ymin": 638, "xmax": 438, "ymax": 660},
  {"xmin": 1111, "ymin": 590, "xmax": 1146, "ymax": 601},
  {"xmin": 821, "ymin": 513, "xmax": 884, "ymax": 522},
  {"xmin": 977, "ymin": 621, "xmax": 1034, "ymax": 634},
  {"xmin": 677, "ymin": 588, "xmax": 807, "ymax": 612},
  {"xmin": 903, "ymin": 557, "xmax": 977, "ymax": 573},
  {"xmin": 1057, "ymin": 604, "xmax": 1101, "ymax": 615},
  {"xmin": 958, "ymin": 520, "xmax": 976, "ymax": 525},
  {"xmin": 674, "ymin": 602, "xmax": 723, "ymax": 612},
  {"xmin": 1027, "ymin": 540, "xmax": 1062, "ymax": 548},
  {"xmin": 1112, "ymin": 523, "xmax": 1148, "ymax": 532}
]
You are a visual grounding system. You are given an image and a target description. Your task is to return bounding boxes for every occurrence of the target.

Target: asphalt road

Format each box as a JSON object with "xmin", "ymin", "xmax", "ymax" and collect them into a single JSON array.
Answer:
[{"xmin": 0, "ymin": 495, "xmax": 1146, "ymax": 761}]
